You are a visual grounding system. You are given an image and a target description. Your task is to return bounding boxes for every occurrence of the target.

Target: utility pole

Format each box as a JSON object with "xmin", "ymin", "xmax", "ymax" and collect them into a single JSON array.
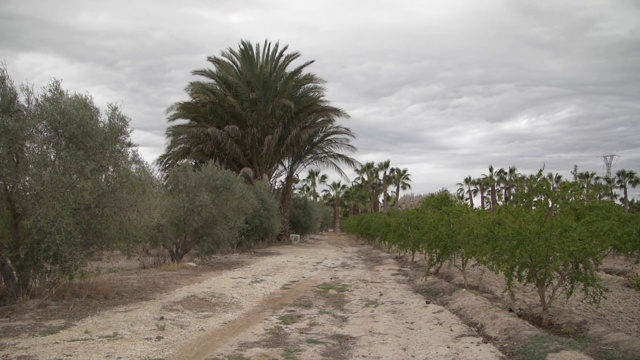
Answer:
[{"xmin": 602, "ymin": 154, "xmax": 617, "ymax": 179}]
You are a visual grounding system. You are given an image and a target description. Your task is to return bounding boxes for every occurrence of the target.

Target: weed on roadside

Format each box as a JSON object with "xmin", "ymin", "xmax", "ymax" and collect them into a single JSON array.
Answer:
[
  {"xmin": 316, "ymin": 282, "xmax": 349, "ymax": 293},
  {"xmin": 38, "ymin": 322, "xmax": 74, "ymax": 337},
  {"xmin": 291, "ymin": 296, "xmax": 314, "ymax": 309},
  {"xmin": 282, "ymin": 347, "xmax": 303, "ymax": 360},
  {"xmin": 515, "ymin": 333, "xmax": 590, "ymax": 360},
  {"xmin": 97, "ymin": 331, "xmax": 122, "ymax": 341},
  {"xmin": 305, "ymin": 337, "xmax": 325, "ymax": 345},
  {"xmin": 278, "ymin": 313, "xmax": 303, "ymax": 325}
]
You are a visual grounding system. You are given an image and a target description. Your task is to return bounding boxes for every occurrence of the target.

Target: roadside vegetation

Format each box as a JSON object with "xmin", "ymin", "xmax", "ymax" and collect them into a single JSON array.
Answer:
[
  {"xmin": 343, "ymin": 165, "xmax": 640, "ymax": 328},
  {"xmin": 0, "ymin": 39, "xmax": 358, "ymax": 304}
]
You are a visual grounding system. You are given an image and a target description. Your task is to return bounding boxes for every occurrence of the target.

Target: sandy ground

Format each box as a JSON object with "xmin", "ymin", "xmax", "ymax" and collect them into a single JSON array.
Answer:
[{"xmin": 1, "ymin": 234, "xmax": 503, "ymax": 359}]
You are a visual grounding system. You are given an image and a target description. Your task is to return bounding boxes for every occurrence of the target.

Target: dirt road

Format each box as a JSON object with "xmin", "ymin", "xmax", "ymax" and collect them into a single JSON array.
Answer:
[{"xmin": 4, "ymin": 234, "xmax": 503, "ymax": 359}]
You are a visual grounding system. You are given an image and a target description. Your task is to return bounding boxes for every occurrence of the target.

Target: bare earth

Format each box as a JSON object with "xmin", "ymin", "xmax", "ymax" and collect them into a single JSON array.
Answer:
[
  {"xmin": 1, "ymin": 233, "xmax": 638, "ymax": 359},
  {"xmin": 1, "ymin": 234, "xmax": 502, "ymax": 359}
]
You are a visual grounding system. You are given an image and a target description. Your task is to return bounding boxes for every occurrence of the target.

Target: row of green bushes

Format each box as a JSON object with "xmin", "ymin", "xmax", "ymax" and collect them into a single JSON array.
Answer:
[{"xmin": 343, "ymin": 175, "xmax": 640, "ymax": 327}]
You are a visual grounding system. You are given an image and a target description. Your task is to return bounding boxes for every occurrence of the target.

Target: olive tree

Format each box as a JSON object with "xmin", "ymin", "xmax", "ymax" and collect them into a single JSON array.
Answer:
[
  {"xmin": 0, "ymin": 68, "xmax": 156, "ymax": 302},
  {"xmin": 153, "ymin": 163, "xmax": 273, "ymax": 262}
]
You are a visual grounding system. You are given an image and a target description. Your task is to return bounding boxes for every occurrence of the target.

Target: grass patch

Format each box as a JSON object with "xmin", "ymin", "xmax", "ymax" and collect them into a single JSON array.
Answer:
[
  {"xmin": 278, "ymin": 314, "xmax": 303, "ymax": 325},
  {"xmin": 515, "ymin": 333, "xmax": 591, "ymax": 360},
  {"xmin": 66, "ymin": 337, "xmax": 93, "ymax": 342},
  {"xmin": 282, "ymin": 347, "xmax": 302, "ymax": 360},
  {"xmin": 391, "ymin": 269, "xmax": 409, "ymax": 277},
  {"xmin": 249, "ymin": 278, "xmax": 265, "ymax": 285},
  {"xmin": 316, "ymin": 282, "xmax": 349, "ymax": 293},
  {"xmin": 629, "ymin": 276, "xmax": 640, "ymax": 292},
  {"xmin": 97, "ymin": 331, "xmax": 122, "ymax": 341},
  {"xmin": 38, "ymin": 322, "xmax": 74, "ymax": 337},
  {"xmin": 292, "ymin": 297, "xmax": 314, "ymax": 309},
  {"xmin": 305, "ymin": 337, "xmax": 325, "ymax": 345},
  {"xmin": 419, "ymin": 288, "xmax": 444, "ymax": 298}
]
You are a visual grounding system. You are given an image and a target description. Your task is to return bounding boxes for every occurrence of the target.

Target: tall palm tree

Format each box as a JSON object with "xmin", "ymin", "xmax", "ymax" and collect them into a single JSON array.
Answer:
[
  {"xmin": 577, "ymin": 171, "xmax": 598, "ymax": 203},
  {"xmin": 301, "ymin": 169, "xmax": 328, "ymax": 201},
  {"xmin": 474, "ymin": 177, "xmax": 488, "ymax": 210},
  {"xmin": 456, "ymin": 175, "xmax": 476, "ymax": 208},
  {"xmin": 377, "ymin": 160, "xmax": 391, "ymax": 212},
  {"xmin": 323, "ymin": 181, "xmax": 347, "ymax": 232},
  {"xmin": 595, "ymin": 175, "xmax": 617, "ymax": 202},
  {"xmin": 498, "ymin": 166, "xmax": 519, "ymax": 205},
  {"xmin": 355, "ymin": 162, "xmax": 379, "ymax": 212},
  {"xmin": 482, "ymin": 165, "xmax": 500, "ymax": 211},
  {"xmin": 157, "ymin": 40, "xmax": 358, "ymax": 240},
  {"xmin": 616, "ymin": 169, "xmax": 639, "ymax": 211},
  {"xmin": 346, "ymin": 180, "xmax": 369, "ymax": 215},
  {"xmin": 389, "ymin": 167, "xmax": 412, "ymax": 208}
]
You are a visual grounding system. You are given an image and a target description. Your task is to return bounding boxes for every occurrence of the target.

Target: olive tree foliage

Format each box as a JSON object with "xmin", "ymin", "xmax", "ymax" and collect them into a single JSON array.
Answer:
[
  {"xmin": 0, "ymin": 68, "xmax": 156, "ymax": 302},
  {"xmin": 289, "ymin": 196, "xmax": 332, "ymax": 236},
  {"xmin": 153, "ymin": 163, "xmax": 280, "ymax": 263}
]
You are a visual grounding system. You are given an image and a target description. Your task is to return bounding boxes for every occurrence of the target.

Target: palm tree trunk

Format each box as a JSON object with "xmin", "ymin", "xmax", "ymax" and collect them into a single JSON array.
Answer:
[
  {"xmin": 279, "ymin": 176, "xmax": 295, "ymax": 241},
  {"xmin": 490, "ymin": 184, "xmax": 497, "ymax": 211},
  {"xmin": 333, "ymin": 201, "xmax": 341, "ymax": 232}
]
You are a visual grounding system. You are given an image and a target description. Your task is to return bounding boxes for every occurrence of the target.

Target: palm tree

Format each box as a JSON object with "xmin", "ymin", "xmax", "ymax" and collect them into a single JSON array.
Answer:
[
  {"xmin": 577, "ymin": 171, "xmax": 598, "ymax": 202},
  {"xmin": 158, "ymin": 40, "xmax": 358, "ymax": 240},
  {"xmin": 498, "ymin": 166, "xmax": 519, "ymax": 205},
  {"xmin": 616, "ymin": 169, "xmax": 640, "ymax": 211},
  {"xmin": 301, "ymin": 169, "xmax": 328, "ymax": 201},
  {"xmin": 345, "ymin": 180, "xmax": 369, "ymax": 215},
  {"xmin": 389, "ymin": 167, "xmax": 412, "ymax": 208},
  {"xmin": 474, "ymin": 177, "xmax": 488, "ymax": 210},
  {"xmin": 456, "ymin": 176, "xmax": 476, "ymax": 208},
  {"xmin": 482, "ymin": 165, "xmax": 500, "ymax": 211},
  {"xmin": 323, "ymin": 181, "xmax": 348, "ymax": 232},
  {"xmin": 596, "ymin": 176, "xmax": 617, "ymax": 202},
  {"xmin": 377, "ymin": 160, "xmax": 391, "ymax": 212},
  {"xmin": 355, "ymin": 162, "xmax": 379, "ymax": 212}
]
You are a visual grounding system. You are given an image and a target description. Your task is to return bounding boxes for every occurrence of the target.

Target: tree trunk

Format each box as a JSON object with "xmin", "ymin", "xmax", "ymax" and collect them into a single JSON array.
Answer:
[
  {"xmin": 490, "ymin": 184, "xmax": 497, "ymax": 211},
  {"xmin": 538, "ymin": 284, "xmax": 550, "ymax": 327},
  {"xmin": 333, "ymin": 200, "xmax": 341, "ymax": 233},
  {"xmin": 0, "ymin": 254, "xmax": 19, "ymax": 302},
  {"xmin": 278, "ymin": 176, "xmax": 295, "ymax": 241}
]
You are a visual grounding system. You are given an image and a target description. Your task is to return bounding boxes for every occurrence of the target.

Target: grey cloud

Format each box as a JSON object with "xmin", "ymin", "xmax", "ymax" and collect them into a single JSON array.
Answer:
[{"xmin": 1, "ymin": 0, "xmax": 639, "ymax": 196}]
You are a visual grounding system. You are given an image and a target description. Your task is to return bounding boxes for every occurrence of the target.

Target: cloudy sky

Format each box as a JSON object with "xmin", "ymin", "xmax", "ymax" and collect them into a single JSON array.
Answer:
[{"xmin": 1, "ymin": 0, "xmax": 639, "ymax": 195}]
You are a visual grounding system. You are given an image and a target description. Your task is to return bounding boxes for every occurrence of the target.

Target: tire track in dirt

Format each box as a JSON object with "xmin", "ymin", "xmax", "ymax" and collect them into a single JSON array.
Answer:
[{"xmin": 169, "ymin": 272, "xmax": 327, "ymax": 359}]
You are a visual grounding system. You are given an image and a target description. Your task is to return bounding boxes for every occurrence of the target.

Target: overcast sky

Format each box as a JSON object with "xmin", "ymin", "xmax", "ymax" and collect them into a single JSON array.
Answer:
[{"xmin": 1, "ymin": 0, "xmax": 639, "ymax": 195}]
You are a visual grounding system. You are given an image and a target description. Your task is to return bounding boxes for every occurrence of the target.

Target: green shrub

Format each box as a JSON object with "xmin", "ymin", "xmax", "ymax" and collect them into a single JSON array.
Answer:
[
  {"xmin": 289, "ymin": 196, "xmax": 332, "ymax": 236},
  {"xmin": 239, "ymin": 181, "xmax": 282, "ymax": 248}
]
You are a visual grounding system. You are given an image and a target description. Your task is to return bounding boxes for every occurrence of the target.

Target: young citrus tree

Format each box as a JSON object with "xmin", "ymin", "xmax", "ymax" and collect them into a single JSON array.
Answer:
[{"xmin": 487, "ymin": 170, "xmax": 615, "ymax": 327}]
